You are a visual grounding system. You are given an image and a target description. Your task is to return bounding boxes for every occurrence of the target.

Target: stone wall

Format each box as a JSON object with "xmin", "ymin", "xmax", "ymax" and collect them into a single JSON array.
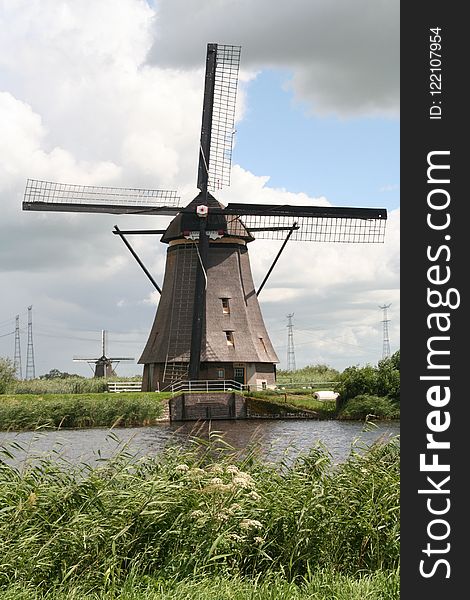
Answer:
[{"xmin": 169, "ymin": 392, "xmax": 246, "ymax": 421}]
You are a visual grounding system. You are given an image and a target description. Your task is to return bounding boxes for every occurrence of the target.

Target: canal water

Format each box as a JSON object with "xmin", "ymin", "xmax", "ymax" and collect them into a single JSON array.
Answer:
[{"xmin": 1, "ymin": 419, "xmax": 399, "ymax": 467}]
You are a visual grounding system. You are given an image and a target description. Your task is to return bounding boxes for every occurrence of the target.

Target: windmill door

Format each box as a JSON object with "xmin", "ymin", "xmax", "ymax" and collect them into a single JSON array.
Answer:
[{"xmin": 233, "ymin": 365, "xmax": 245, "ymax": 386}]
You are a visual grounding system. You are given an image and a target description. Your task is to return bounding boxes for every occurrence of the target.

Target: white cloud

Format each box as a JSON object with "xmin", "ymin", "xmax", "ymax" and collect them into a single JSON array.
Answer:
[
  {"xmin": 221, "ymin": 165, "xmax": 330, "ymax": 207},
  {"xmin": 147, "ymin": 0, "xmax": 399, "ymax": 117},
  {"xmin": 219, "ymin": 167, "xmax": 399, "ymax": 369}
]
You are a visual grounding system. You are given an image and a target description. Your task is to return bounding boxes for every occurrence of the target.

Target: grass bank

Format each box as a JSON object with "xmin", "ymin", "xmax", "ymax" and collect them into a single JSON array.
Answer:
[
  {"xmin": 247, "ymin": 390, "xmax": 399, "ymax": 420},
  {"xmin": 0, "ymin": 434, "xmax": 400, "ymax": 597},
  {"xmin": 337, "ymin": 395, "xmax": 400, "ymax": 420},
  {"xmin": 246, "ymin": 391, "xmax": 336, "ymax": 418},
  {"xmin": 0, "ymin": 570, "xmax": 399, "ymax": 599},
  {"xmin": 0, "ymin": 392, "xmax": 169, "ymax": 431}
]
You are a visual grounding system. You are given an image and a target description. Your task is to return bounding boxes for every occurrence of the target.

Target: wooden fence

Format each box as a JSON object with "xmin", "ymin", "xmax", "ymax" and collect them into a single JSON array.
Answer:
[{"xmin": 107, "ymin": 381, "xmax": 142, "ymax": 393}]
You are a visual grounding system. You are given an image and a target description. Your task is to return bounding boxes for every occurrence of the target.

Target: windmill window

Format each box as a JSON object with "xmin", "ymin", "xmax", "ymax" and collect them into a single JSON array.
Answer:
[
  {"xmin": 234, "ymin": 367, "xmax": 245, "ymax": 382},
  {"xmin": 225, "ymin": 331, "xmax": 234, "ymax": 346},
  {"xmin": 259, "ymin": 337, "xmax": 268, "ymax": 353},
  {"xmin": 221, "ymin": 298, "xmax": 230, "ymax": 314},
  {"xmin": 216, "ymin": 368, "xmax": 225, "ymax": 379}
]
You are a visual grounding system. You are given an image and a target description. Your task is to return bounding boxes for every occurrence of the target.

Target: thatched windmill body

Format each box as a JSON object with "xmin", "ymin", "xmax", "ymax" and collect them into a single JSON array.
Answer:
[
  {"xmin": 23, "ymin": 44, "xmax": 387, "ymax": 391},
  {"xmin": 138, "ymin": 189, "xmax": 279, "ymax": 390}
]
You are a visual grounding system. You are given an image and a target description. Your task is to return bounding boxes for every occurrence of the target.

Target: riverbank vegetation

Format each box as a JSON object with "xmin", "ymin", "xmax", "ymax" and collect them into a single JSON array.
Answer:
[
  {"xmin": 266, "ymin": 352, "xmax": 400, "ymax": 420},
  {"xmin": 0, "ymin": 352, "xmax": 400, "ymax": 428},
  {"xmin": 277, "ymin": 363, "xmax": 340, "ymax": 385},
  {"xmin": 0, "ymin": 392, "xmax": 168, "ymax": 431},
  {"xmin": 247, "ymin": 390, "xmax": 399, "ymax": 421},
  {"xmin": 0, "ymin": 434, "xmax": 400, "ymax": 599},
  {"xmin": 246, "ymin": 390, "xmax": 337, "ymax": 419},
  {"xmin": 334, "ymin": 351, "xmax": 400, "ymax": 419},
  {"xmin": 6, "ymin": 375, "xmax": 138, "ymax": 395},
  {"xmin": 337, "ymin": 395, "xmax": 399, "ymax": 420},
  {"xmin": 0, "ymin": 358, "xmax": 16, "ymax": 394},
  {"xmin": 334, "ymin": 352, "xmax": 400, "ymax": 404}
]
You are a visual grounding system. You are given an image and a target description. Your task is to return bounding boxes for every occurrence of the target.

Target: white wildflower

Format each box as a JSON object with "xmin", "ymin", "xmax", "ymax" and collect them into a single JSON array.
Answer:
[
  {"xmin": 175, "ymin": 464, "xmax": 189, "ymax": 472},
  {"xmin": 188, "ymin": 467, "xmax": 205, "ymax": 479},
  {"xmin": 254, "ymin": 536, "xmax": 264, "ymax": 544},
  {"xmin": 208, "ymin": 464, "xmax": 224, "ymax": 474},
  {"xmin": 202, "ymin": 482, "xmax": 233, "ymax": 494},
  {"xmin": 248, "ymin": 491, "xmax": 261, "ymax": 501},
  {"xmin": 232, "ymin": 472, "xmax": 255, "ymax": 489},
  {"xmin": 239, "ymin": 519, "xmax": 262, "ymax": 530},
  {"xmin": 209, "ymin": 477, "xmax": 224, "ymax": 486},
  {"xmin": 226, "ymin": 464, "xmax": 239, "ymax": 474},
  {"xmin": 190, "ymin": 509, "xmax": 205, "ymax": 519}
]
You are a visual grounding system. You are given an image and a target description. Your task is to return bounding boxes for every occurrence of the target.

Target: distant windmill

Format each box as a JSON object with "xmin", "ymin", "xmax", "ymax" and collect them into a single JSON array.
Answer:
[
  {"xmin": 23, "ymin": 43, "xmax": 387, "ymax": 391},
  {"xmin": 73, "ymin": 330, "xmax": 134, "ymax": 378}
]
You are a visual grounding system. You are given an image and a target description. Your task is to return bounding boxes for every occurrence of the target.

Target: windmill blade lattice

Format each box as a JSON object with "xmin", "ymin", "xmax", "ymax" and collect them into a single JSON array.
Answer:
[
  {"xmin": 199, "ymin": 44, "xmax": 241, "ymax": 192},
  {"xmin": 23, "ymin": 179, "xmax": 182, "ymax": 215},
  {"xmin": 214, "ymin": 204, "xmax": 387, "ymax": 243},
  {"xmin": 241, "ymin": 214, "xmax": 386, "ymax": 243}
]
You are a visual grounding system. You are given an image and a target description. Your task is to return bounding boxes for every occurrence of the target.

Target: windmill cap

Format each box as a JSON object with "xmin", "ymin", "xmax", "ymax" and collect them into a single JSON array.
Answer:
[{"xmin": 160, "ymin": 191, "xmax": 254, "ymax": 243}]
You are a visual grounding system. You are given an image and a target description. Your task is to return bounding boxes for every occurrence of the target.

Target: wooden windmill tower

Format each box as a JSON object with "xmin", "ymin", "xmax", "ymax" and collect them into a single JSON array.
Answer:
[
  {"xmin": 23, "ymin": 43, "xmax": 387, "ymax": 392},
  {"xmin": 73, "ymin": 330, "xmax": 134, "ymax": 378}
]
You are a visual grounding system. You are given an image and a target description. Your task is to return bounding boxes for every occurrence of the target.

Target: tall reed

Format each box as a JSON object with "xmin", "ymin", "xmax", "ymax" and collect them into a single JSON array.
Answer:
[
  {"xmin": 0, "ymin": 392, "xmax": 167, "ymax": 430},
  {"xmin": 0, "ymin": 433, "xmax": 399, "ymax": 594},
  {"xmin": 9, "ymin": 377, "xmax": 111, "ymax": 395}
]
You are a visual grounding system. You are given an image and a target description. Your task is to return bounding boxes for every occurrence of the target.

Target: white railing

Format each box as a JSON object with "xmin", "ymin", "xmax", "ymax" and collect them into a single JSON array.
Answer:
[
  {"xmin": 170, "ymin": 379, "xmax": 246, "ymax": 393},
  {"xmin": 107, "ymin": 381, "xmax": 142, "ymax": 393}
]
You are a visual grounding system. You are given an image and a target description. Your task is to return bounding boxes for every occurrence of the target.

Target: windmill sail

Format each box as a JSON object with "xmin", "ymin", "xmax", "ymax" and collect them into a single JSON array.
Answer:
[
  {"xmin": 23, "ymin": 179, "xmax": 182, "ymax": 215},
  {"xmin": 197, "ymin": 44, "xmax": 241, "ymax": 193},
  {"xmin": 221, "ymin": 203, "xmax": 387, "ymax": 243}
]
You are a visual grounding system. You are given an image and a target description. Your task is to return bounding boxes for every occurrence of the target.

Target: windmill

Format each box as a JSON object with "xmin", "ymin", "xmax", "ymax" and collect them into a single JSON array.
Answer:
[
  {"xmin": 23, "ymin": 43, "xmax": 387, "ymax": 392},
  {"xmin": 73, "ymin": 330, "xmax": 134, "ymax": 378}
]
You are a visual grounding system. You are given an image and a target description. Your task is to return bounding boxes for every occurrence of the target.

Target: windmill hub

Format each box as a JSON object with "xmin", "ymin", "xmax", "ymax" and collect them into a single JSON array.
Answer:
[{"xmin": 196, "ymin": 205, "xmax": 209, "ymax": 217}]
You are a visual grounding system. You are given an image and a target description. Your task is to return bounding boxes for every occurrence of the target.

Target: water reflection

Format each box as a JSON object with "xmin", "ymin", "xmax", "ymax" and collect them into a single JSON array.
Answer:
[{"xmin": 1, "ymin": 419, "xmax": 399, "ymax": 468}]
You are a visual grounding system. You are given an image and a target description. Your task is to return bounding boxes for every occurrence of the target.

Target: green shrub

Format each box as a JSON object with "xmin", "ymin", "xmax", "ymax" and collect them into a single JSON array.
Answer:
[
  {"xmin": 277, "ymin": 364, "xmax": 340, "ymax": 384},
  {"xmin": 377, "ymin": 352, "xmax": 400, "ymax": 403},
  {"xmin": 0, "ymin": 357, "xmax": 16, "ymax": 394},
  {"xmin": 335, "ymin": 350, "xmax": 400, "ymax": 405},
  {"xmin": 337, "ymin": 395, "xmax": 400, "ymax": 420}
]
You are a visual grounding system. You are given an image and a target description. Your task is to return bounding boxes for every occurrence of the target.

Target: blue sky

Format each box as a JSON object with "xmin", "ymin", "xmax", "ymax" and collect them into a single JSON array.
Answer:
[{"xmin": 234, "ymin": 69, "xmax": 399, "ymax": 211}]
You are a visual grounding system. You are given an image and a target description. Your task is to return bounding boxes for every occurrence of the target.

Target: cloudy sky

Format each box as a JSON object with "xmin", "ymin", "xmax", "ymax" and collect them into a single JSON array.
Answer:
[{"xmin": 0, "ymin": 0, "xmax": 399, "ymax": 377}]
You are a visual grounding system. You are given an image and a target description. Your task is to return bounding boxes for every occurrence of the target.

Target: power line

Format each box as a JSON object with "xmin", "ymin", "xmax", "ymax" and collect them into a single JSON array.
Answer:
[
  {"xmin": 0, "ymin": 331, "xmax": 15, "ymax": 338},
  {"xmin": 32, "ymin": 330, "xmax": 147, "ymax": 344}
]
